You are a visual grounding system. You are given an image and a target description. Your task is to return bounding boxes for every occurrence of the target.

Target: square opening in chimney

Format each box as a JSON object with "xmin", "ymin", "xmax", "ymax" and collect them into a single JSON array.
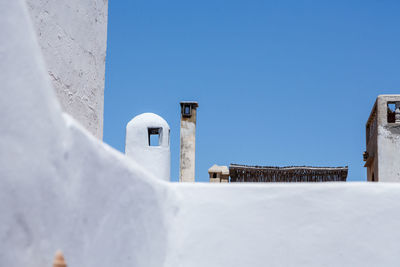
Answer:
[
  {"xmin": 148, "ymin": 127, "xmax": 162, "ymax": 146},
  {"xmin": 388, "ymin": 102, "xmax": 396, "ymax": 123},
  {"xmin": 182, "ymin": 104, "xmax": 192, "ymax": 117}
]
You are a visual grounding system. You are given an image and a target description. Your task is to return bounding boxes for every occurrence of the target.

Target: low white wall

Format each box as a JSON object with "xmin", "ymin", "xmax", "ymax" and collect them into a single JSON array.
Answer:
[
  {"xmin": 167, "ymin": 183, "xmax": 400, "ymax": 267},
  {"xmin": 2, "ymin": 1, "xmax": 400, "ymax": 267}
]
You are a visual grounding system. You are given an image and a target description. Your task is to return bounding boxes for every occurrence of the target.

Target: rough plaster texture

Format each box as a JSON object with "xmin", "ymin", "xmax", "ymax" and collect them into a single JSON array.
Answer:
[
  {"xmin": 4, "ymin": 2, "xmax": 400, "ymax": 267},
  {"xmin": 26, "ymin": 0, "xmax": 108, "ymax": 139},
  {"xmin": 180, "ymin": 107, "xmax": 197, "ymax": 182},
  {"xmin": 126, "ymin": 113, "xmax": 171, "ymax": 181},
  {"xmin": 378, "ymin": 124, "xmax": 400, "ymax": 181},
  {"xmin": 366, "ymin": 95, "xmax": 400, "ymax": 182}
]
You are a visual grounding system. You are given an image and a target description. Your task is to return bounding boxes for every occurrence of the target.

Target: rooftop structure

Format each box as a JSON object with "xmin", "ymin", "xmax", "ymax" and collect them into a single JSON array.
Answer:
[
  {"xmin": 364, "ymin": 95, "xmax": 400, "ymax": 182},
  {"xmin": 125, "ymin": 113, "xmax": 171, "ymax": 181},
  {"xmin": 208, "ymin": 164, "xmax": 229, "ymax": 183},
  {"xmin": 229, "ymin": 164, "xmax": 348, "ymax": 182}
]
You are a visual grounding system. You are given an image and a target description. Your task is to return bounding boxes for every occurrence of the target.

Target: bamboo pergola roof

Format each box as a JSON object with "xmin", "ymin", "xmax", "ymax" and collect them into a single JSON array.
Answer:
[{"xmin": 229, "ymin": 164, "xmax": 348, "ymax": 182}]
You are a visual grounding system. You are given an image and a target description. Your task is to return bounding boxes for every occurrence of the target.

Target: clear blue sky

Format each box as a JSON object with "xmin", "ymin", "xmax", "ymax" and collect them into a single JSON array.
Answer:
[{"xmin": 104, "ymin": 1, "xmax": 400, "ymax": 182}]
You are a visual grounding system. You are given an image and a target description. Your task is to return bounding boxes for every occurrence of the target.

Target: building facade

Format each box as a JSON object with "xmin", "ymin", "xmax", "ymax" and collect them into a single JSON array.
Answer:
[{"xmin": 364, "ymin": 95, "xmax": 400, "ymax": 182}]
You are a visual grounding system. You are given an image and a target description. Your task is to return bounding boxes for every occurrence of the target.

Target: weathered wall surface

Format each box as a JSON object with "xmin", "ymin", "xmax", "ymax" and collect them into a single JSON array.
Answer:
[
  {"xmin": 367, "ymin": 95, "xmax": 400, "ymax": 182},
  {"xmin": 180, "ymin": 108, "xmax": 197, "ymax": 182},
  {"xmin": 378, "ymin": 125, "xmax": 400, "ymax": 182},
  {"xmin": 26, "ymin": 0, "xmax": 108, "ymax": 139}
]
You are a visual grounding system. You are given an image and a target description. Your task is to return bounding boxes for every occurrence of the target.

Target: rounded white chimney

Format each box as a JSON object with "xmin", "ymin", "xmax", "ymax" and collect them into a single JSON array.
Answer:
[{"xmin": 125, "ymin": 113, "xmax": 170, "ymax": 181}]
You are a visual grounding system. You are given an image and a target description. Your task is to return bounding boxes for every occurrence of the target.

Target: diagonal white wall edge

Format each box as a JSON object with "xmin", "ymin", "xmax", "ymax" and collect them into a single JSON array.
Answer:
[
  {"xmin": 2, "ymin": 1, "xmax": 400, "ymax": 267},
  {"xmin": 0, "ymin": 1, "xmax": 172, "ymax": 267}
]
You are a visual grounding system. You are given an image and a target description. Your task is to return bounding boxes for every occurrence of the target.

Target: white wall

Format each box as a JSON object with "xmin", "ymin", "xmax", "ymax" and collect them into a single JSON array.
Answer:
[
  {"xmin": 0, "ymin": 2, "xmax": 167, "ymax": 267},
  {"xmin": 26, "ymin": 0, "xmax": 108, "ymax": 139},
  {"xmin": 375, "ymin": 95, "xmax": 400, "ymax": 182},
  {"xmin": 167, "ymin": 183, "xmax": 400, "ymax": 267},
  {"xmin": 378, "ymin": 125, "xmax": 400, "ymax": 182},
  {"xmin": 2, "ymin": 1, "xmax": 400, "ymax": 267}
]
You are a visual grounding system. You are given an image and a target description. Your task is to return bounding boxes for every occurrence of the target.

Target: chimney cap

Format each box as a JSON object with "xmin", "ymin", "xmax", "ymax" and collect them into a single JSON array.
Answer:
[{"xmin": 180, "ymin": 101, "xmax": 198, "ymax": 108}]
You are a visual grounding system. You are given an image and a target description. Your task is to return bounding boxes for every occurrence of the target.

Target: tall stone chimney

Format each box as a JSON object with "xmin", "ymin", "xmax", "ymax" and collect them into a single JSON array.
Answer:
[{"xmin": 179, "ymin": 101, "xmax": 198, "ymax": 182}]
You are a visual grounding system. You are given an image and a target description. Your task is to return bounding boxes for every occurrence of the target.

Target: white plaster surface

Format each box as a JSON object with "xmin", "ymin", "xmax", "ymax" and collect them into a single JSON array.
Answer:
[
  {"xmin": 378, "ymin": 125, "xmax": 400, "ymax": 182},
  {"xmin": 367, "ymin": 95, "xmax": 400, "ymax": 182},
  {"xmin": 126, "ymin": 113, "xmax": 171, "ymax": 181},
  {"xmin": 0, "ymin": 2, "xmax": 168, "ymax": 267},
  {"xmin": 26, "ymin": 0, "xmax": 108, "ymax": 139},
  {"xmin": 3, "ymin": 1, "xmax": 400, "ymax": 267},
  {"xmin": 165, "ymin": 183, "xmax": 400, "ymax": 267}
]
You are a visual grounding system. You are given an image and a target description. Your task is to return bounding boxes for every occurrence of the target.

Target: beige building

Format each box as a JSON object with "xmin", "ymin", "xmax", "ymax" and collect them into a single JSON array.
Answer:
[
  {"xmin": 208, "ymin": 165, "xmax": 229, "ymax": 183},
  {"xmin": 364, "ymin": 95, "xmax": 400, "ymax": 182}
]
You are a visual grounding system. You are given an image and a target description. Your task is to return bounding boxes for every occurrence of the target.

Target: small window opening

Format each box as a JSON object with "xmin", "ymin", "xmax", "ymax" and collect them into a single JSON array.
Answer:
[
  {"xmin": 148, "ymin": 128, "xmax": 162, "ymax": 146},
  {"xmin": 182, "ymin": 104, "xmax": 192, "ymax": 117},
  {"xmin": 388, "ymin": 102, "xmax": 396, "ymax": 123},
  {"xmin": 213, "ymin": 173, "xmax": 217, "ymax": 178}
]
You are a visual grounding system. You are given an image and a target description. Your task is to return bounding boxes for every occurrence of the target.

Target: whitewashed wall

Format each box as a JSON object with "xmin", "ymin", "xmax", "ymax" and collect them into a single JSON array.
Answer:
[
  {"xmin": 2, "ymin": 1, "xmax": 400, "ymax": 267},
  {"xmin": 166, "ymin": 183, "xmax": 400, "ymax": 267},
  {"xmin": 378, "ymin": 125, "xmax": 400, "ymax": 181},
  {"xmin": 26, "ymin": 0, "xmax": 108, "ymax": 139},
  {"xmin": 375, "ymin": 96, "xmax": 400, "ymax": 182}
]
